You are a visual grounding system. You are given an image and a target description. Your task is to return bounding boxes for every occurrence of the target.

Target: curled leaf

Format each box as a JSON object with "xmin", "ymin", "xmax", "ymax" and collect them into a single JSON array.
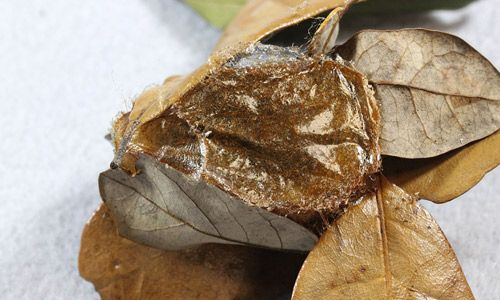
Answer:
[
  {"xmin": 100, "ymin": 154, "xmax": 317, "ymax": 251},
  {"xmin": 79, "ymin": 204, "xmax": 306, "ymax": 300},
  {"xmin": 292, "ymin": 177, "xmax": 473, "ymax": 300},
  {"xmin": 384, "ymin": 130, "xmax": 500, "ymax": 203},
  {"xmin": 215, "ymin": 0, "xmax": 349, "ymax": 54},
  {"xmin": 336, "ymin": 29, "xmax": 500, "ymax": 158},
  {"xmin": 308, "ymin": 7, "xmax": 344, "ymax": 56}
]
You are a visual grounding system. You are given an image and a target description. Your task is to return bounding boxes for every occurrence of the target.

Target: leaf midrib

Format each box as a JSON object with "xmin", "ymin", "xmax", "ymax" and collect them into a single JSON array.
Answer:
[{"xmin": 376, "ymin": 183, "xmax": 393, "ymax": 299}]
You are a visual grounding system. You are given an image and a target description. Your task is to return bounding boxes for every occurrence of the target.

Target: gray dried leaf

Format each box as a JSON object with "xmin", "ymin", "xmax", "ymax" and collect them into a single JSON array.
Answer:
[
  {"xmin": 99, "ymin": 154, "xmax": 318, "ymax": 252},
  {"xmin": 336, "ymin": 29, "xmax": 500, "ymax": 158}
]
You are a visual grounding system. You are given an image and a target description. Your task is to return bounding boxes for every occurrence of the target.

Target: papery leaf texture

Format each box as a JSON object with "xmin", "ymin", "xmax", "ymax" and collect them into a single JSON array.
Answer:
[
  {"xmin": 383, "ymin": 130, "xmax": 500, "ymax": 203},
  {"xmin": 292, "ymin": 177, "xmax": 474, "ymax": 300},
  {"xmin": 100, "ymin": 155, "xmax": 317, "ymax": 251},
  {"xmin": 336, "ymin": 29, "xmax": 500, "ymax": 158}
]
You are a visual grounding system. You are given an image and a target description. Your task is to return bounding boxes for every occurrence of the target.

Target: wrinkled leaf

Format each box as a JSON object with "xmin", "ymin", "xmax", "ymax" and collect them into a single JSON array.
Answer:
[
  {"xmin": 336, "ymin": 29, "xmax": 500, "ymax": 158},
  {"xmin": 79, "ymin": 204, "xmax": 306, "ymax": 300},
  {"xmin": 185, "ymin": 0, "xmax": 477, "ymax": 29},
  {"xmin": 100, "ymin": 154, "xmax": 317, "ymax": 251},
  {"xmin": 384, "ymin": 130, "xmax": 500, "ymax": 203},
  {"xmin": 292, "ymin": 176, "xmax": 473, "ymax": 299}
]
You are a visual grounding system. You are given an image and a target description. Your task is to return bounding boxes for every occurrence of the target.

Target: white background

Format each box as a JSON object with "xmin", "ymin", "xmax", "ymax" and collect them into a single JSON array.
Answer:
[{"xmin": 0, "ymin": 0, "xmax": 498, "ymax": 299}]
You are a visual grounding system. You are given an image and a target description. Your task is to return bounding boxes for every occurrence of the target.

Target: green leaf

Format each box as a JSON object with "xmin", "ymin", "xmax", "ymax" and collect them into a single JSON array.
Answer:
[
  {"xmin": 185, "ymin": 0, "xmax": 476, "ymax": 29},
  {"xmin": 185, "ymin": 0, "xmax": 246, "ymax": 29}
]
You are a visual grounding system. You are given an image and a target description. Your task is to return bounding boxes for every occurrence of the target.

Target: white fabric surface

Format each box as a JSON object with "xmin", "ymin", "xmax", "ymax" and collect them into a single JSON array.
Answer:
[{"xmin": 0, "ymin": 0, "xmax": 498, "ymax": 299}]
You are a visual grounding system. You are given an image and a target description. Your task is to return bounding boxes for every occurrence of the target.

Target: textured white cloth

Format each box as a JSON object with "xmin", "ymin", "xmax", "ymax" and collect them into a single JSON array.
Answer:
[{"xmin": 0, "ymin": 0, "xmax": 498, "ymax": 299}]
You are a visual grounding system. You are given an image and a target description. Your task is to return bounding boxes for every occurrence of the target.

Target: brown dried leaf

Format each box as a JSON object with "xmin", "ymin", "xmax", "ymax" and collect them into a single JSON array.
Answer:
[
  {"xmin": 336, "ymin": 29, "xmax": 500, "ymax": 158},
  {"xmin": 292, "ymin": 177, "xmax": 473, "ymax": 300},
  {"xmin": 215, "ymin": 0, "xmax": 351, "ymax": 55},
  {"xmin": 79, "ymin": 204, "xmax": 306, "ymax": 300},
  {"xmin": 99, "ymin": 154, "xmax": 317, "ymax": 251},
  {"xmin": 307, "ymin": 7, "xmax": 344, "ymax": 56},
  {"xmin": 383, "ymin": 130, "xmax": 500, "ymax": 203},
  {"xmin": 337, "ymin": 29, "xmax": 500, "ymax": 101}
]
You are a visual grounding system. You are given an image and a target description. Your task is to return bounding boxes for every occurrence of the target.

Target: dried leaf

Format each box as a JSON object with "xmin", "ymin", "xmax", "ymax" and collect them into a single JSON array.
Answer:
[
  {"xmin": 99, "ymin": 154, "xmax": 317, "ymax": 251},
  {"xmin": 79, "ymin": 204, "xmax": 306, "ymax": 300},
  {"xmin": 308, "ymin": 7, "xmax": 344, "ymax": 56},
  {"xmin": 384, "ymin": 130, "xmax": 500, "ymax": 203},
  {"xmin": 292, "ymin": 177, "xmax": 473, "ymax": 300},
  {"xmin": 336, "ymin": 29, "xmax": 500, "ymax": 158},
  {"xmin": 214, "ymin": 0, "xmax": 349, "ymax": 54}
]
